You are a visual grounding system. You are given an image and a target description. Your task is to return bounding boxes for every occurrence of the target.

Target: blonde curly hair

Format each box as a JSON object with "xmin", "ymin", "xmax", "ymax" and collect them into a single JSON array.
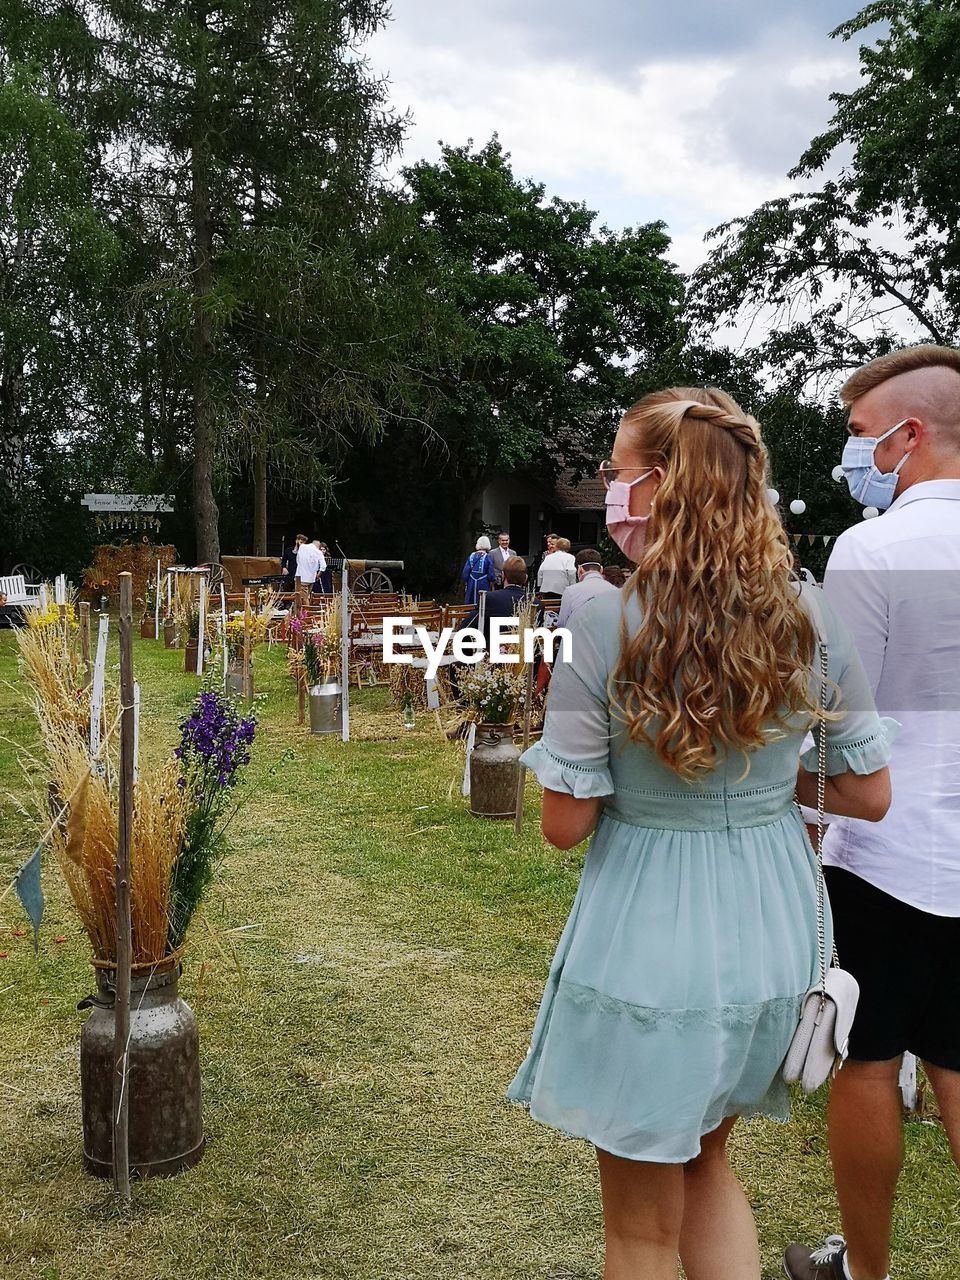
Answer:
[{"xmin": 609, "ymin": 386, "xmax": 820, "ymax": 780}]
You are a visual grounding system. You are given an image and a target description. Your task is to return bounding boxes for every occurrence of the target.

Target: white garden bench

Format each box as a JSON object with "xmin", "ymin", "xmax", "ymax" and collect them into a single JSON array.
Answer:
[{"xmin": 0, "ymin": 575, "xmax": 41, "ymax": 607}]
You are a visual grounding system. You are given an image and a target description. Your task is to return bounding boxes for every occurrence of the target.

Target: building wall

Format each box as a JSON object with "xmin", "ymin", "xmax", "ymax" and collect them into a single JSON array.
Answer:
[{"xmin": 480, "ymin": 477, "xmax": 548, "ymax": 559}]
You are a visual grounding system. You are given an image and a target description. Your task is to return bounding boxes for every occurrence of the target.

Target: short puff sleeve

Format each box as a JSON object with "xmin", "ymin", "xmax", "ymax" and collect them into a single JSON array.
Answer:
[{"xmin": 519, "ymin": 605, "xmax": 615, "ymax": 798}]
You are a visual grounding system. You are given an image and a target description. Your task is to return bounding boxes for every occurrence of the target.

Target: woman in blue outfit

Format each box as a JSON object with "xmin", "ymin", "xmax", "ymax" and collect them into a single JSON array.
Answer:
[
  {"xmin": 461, "ymin": 536, "xmax": 496, "ymax": 606},
  {"xmin": 509, "ymin": 388, "xmax": 896, "ymax": 1280}
]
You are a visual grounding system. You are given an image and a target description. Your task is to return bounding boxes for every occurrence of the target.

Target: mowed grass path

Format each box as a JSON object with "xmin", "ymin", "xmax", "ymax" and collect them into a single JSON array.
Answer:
[{"xmin": 0, "ymin": 630, "xmax": 956, "ymax": 1279}]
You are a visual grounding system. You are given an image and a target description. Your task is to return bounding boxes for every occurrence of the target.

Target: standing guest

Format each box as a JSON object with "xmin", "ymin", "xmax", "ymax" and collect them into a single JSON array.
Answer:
[
  {"xmin": 536, "ymin": 536, "xmax": 576, "ymax": 596},
  {"xmin": 463, "ymin": 556, "xmax": 530, "ymax": 649},
  {"xmin": 557, "ymin": 548, "xmax": 617, "ymax": 628},
  {"xmin": 281, "ymin": 534, "xmax": 306, "ymax": 592},
  {"xmin": 316, "ymin": 542, "xmax": 333, "ymax": 594},
  {"xmin": 601, "ymin": 564, "xmax": 627, "ymax": 588},
  {"xmin": 509, "ymin": 388, "xmax": 894, "ymax": 1280},
  {"xmin": 295, "ymin": 537, "xmax": 324, "ymax": 596},
  {"xmin": 490, "ymin": 532, "xmax": 516, "ymax": 585},
  {"xmin": 462, "ymin": 536, "xmax": 497, "ymax": 606},
  {"xmin": 785, "ymin": 346, "xmax": 960, "ymax": 1280},
  {"xmin": 532, "ymin": 532, "xmax": 559, "ymax": 581}
]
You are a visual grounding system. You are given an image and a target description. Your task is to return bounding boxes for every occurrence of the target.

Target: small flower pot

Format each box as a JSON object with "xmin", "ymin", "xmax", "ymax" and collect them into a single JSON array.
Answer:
[{"xmin": 308, "ymin": 680, "xmax": 342, "ymax": 735}]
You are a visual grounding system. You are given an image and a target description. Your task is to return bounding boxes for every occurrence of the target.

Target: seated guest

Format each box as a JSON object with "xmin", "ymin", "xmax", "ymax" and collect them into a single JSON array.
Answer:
[
  {"xmin": 601, "ymin": 564, "xmax": 627, "ymax": 588},
  {"xmin": 557, "ymin": 549, "xmax": 617, "ymax": 628},
  {"xmin": 0, "ymin": 590, "xmax": 24, "ymax": 630},
  {"xmin": 464, "ymin": 556, "xmax": 530, "ymax": 650}
]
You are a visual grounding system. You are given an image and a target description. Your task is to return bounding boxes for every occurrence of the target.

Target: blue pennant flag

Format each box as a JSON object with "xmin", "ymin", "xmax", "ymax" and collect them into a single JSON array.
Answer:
[{"xmin": 13, "ymin": 844, "xmax": 44, "ymax": 953}]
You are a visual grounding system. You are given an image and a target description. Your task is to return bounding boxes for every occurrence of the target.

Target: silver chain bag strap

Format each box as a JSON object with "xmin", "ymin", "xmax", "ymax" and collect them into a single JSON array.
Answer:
[{"xmin": 782, "ymin": 589, "xmax": 860, "ymax": 1094}]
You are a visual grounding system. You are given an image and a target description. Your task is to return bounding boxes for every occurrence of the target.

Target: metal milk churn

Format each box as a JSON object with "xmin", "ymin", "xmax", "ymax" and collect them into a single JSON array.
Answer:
[
  {"xmin": 79, "ymin": 965, "xmax": 204, "ymax": 1178},
  {"xmin": 308, "ymin": 680, "xmax": 342, "ymax": 734},
  {"xmin": 469, "ymin": 724, "xmax": 521, "ymax": 819}
]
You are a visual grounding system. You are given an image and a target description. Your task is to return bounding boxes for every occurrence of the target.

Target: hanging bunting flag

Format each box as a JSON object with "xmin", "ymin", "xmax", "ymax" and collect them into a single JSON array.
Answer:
[
  {"xmin": 13, "ymin": 844, "xmax": 44, "ymax": 952},
  {"xmin": 807, "ymin": 534, "xmax": 816, "ymax": 546},
  {"xmin": 823, "ymin": 536, "xmax": 832, "ymax": 547},
  {"xmin": 792, "ymin": 534, "xmax": 802, "ymax": 545}
]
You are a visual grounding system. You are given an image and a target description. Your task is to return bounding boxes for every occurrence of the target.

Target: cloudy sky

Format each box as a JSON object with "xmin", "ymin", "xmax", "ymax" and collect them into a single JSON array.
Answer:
[{"xmin": 368, "ymin": 1, "xmax": 869, "ymax": 272}]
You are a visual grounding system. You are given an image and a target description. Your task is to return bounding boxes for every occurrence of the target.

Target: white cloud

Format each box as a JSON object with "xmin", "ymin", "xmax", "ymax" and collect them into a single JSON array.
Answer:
[{"xmin": 369, "ymin": 4, "xmax": 864, "ymax": 274}]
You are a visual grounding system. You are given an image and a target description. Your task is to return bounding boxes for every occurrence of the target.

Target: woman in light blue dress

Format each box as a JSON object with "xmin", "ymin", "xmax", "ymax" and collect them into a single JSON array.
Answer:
[{"xmin": 508, "ymin": 388, "xmax": 895, "ymax": 1280}]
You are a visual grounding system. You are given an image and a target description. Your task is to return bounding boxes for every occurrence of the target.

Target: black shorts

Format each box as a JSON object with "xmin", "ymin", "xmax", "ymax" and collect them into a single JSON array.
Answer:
[{"xmin": 825, "ymin": 866, "xmax": 960, "ymax": 1071}]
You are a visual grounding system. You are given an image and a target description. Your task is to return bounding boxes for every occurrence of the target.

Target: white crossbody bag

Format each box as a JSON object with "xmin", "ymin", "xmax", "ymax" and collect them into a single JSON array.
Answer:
[{"xmin": 782, "ymin": 587, "xmax": 860, "ymax": 1094}]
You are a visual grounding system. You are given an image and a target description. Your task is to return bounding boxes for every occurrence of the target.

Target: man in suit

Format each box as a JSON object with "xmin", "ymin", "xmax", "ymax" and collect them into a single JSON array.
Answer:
[{"xmin": 489, "ymin": 531, "xmax": 516, "ymax": 586}]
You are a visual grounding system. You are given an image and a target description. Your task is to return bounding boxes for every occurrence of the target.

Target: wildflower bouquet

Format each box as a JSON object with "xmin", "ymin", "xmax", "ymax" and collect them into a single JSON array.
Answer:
[
  {"xmin": 29, "ymin": 600, "xmax": 78, "ymax": 633},
  {"xmin": 459, "ymin": 661, "xmax": 522, "ymax": 725},
  {"xmin": 299, "ymin": 598, "xmax": 341, "ymax": 687},
  {"xmin": 223, "ymin": 601, "xmax": 272, "ymax": 665},
  {"xmin": 169, "ymin": 692, "xmax": 256, "ymax": 949}
]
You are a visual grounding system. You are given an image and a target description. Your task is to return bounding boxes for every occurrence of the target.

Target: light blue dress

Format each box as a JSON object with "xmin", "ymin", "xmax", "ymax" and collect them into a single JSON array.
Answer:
[{"xmin": 508, "ymin": 586, "xmax": 896, "ymax": 1163}]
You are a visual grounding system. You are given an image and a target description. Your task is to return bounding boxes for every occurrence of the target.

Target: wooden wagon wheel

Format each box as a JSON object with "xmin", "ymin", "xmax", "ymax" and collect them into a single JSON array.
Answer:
[
  {"xmin": 10, "ymin": 561, "xmax": 41, "ymax": 583},
  {"xmin": 352, "ymin": 567, "xmax": 393, "ymax": 594}
]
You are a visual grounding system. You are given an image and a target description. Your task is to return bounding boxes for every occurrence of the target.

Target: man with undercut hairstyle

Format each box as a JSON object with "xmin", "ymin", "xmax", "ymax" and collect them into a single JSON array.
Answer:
[{"xmin": 786, "ymin": 346, "xmax": 960, "ymax": 1280}]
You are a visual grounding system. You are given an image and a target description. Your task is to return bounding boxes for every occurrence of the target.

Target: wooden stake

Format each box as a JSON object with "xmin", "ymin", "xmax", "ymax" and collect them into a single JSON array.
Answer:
[
  {"xmin": 79, "ymin": 603, "xmax": 91, "ymax": 689},
  {"xmin": 513, "ymin": 651, "xmax": 536, "ymax": 834},
  {"xmin": 243, "ymin": 588, "xmax": 252, "ymax": 700},
  {"xmin": 113, "ymin": 572, "xmax": 134, "ymax": 1201},
  {"xmin": 154, "ymin": 558, "xmax": 161, "ymax": 640},
  {"xmin": 294, "ymin": 601, "xmax": 305, "ymax": 725},
  {"xmin": 340, "ymin": 562, "xmax": 350, "ymax": 741},
  {"xmin": 219, "ymin": 584, "xmax": 228, "ymax": 697}
]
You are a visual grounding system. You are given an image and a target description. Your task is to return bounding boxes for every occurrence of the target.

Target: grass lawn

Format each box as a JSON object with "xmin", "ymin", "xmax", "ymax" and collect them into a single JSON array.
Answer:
[{"xmin": 0, "ymin": 629, "xmax": 957, "ymax": 1279}]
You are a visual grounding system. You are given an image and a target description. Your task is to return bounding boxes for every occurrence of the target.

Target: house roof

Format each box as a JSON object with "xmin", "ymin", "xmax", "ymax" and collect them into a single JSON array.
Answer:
[{"xmin": 552, "ymin": 474, "xmax": 606, "ymax": 511}]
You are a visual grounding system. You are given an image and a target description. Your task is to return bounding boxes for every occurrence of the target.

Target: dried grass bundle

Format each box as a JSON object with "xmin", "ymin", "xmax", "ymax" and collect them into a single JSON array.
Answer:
[
  {"xmin": 83, "ymin": 544, "xmax": 176, "ymax": 605},
  {"xmin": 46, "ymin": 728, "xmax": 188, "ymax": 965},
  {"xmin": 388, "ymin": 661, "xmax": 454, "ymax": 710},
  {"xmin": 17, "ymin": 615, "xmax": 94, "ymax": 761}
]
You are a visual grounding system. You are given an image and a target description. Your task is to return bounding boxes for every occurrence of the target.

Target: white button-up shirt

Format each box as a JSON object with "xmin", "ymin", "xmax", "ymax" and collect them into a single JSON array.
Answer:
[
  {"xmin": 295, "ymin": 543, "xmax": 325, "ymax": 584},
  {"xmin": 822, "ymin": 480, "xmax": 960, "ymax": 915}
]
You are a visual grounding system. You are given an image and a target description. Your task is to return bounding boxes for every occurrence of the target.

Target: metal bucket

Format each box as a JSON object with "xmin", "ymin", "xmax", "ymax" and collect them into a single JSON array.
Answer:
[
  {"xmin": 469, "ymin": 724, "xmax": 521, "ymax": 819},
  {"xmin": 308, "ymin": 681, "xmax": 342, "ymax": 735},
  {"xmin": 225, "ymin": 663, "xmax": 252, "ymax": 698},
  {"xmin": 79, "ymin": 965, "xmax": 204, "ymax": 1179},
  {"xmin": 184, "ymin": 642, "xmax": 201, "ymax": 674},
  {"xmin": 163, "ymin": 621, "xmax": 179, "ymax": 649},
  {"xmin": 140, "ymin": 618, "xmax": 155, "ymax": 640}
]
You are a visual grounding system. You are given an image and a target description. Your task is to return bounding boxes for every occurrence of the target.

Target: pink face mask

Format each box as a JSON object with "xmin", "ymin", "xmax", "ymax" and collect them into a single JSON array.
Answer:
[{"xmin": 605, "ymin": 472, "xmax": 653, "ymax": 562}]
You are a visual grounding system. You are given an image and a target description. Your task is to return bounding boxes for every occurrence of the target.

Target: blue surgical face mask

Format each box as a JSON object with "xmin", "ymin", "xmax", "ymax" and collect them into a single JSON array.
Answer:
[{"xmin": 840, "ymin": 419, "xmax": 910, "ymax": 510}]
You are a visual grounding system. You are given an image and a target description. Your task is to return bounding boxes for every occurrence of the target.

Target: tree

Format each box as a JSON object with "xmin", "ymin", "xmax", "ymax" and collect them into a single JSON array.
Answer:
[
  {"xmin": 690, "ymin": 0, "xmax": 960, "ymax": 394},
  {"xmin": 6, "ymin": 0, "xmax": 414, "ymax": 562},
  {"xmin": 369, "ymin": 138, "xmax": 686, "ymax": 581},
  {"xmin": 0, "ymin": 53, "xmax": 122, "ymax": 569}
]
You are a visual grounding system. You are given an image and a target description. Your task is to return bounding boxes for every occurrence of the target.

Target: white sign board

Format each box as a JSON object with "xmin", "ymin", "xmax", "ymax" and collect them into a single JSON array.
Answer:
[{"xmin": 81, "ymin": 493, "xmax": 174, "ymax": 513}]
